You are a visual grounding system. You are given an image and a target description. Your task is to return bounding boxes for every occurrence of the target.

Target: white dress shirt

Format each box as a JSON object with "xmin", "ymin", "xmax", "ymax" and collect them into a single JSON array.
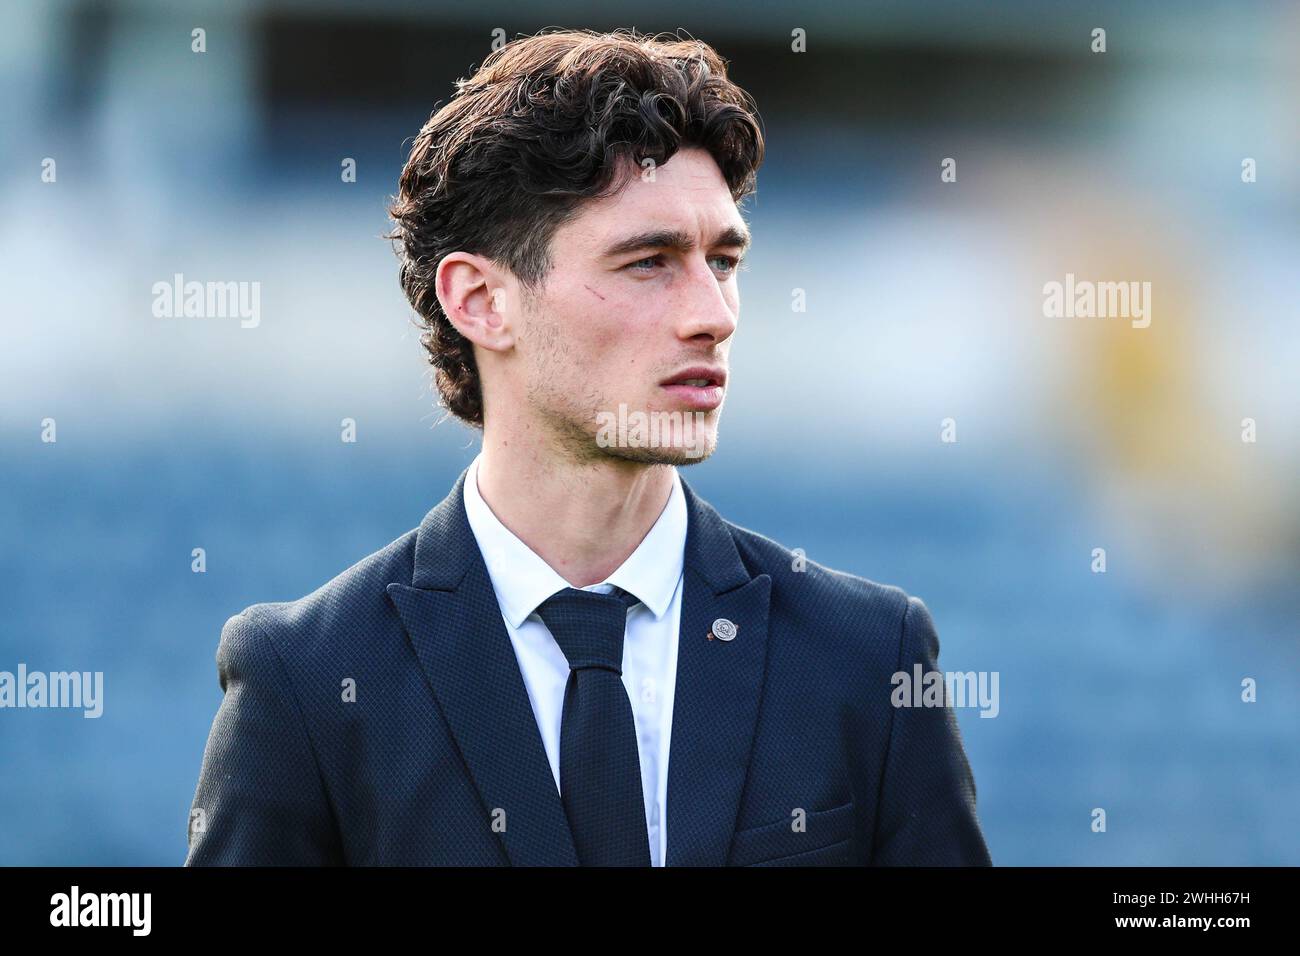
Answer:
[{"xmin": 461, "ymin": 453, "xmax": 686, "ymax": 866}]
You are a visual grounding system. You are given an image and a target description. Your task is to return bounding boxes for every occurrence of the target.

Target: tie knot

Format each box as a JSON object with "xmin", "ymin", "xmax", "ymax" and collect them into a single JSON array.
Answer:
[{"xmin": 534, "ymin": 586, "xmax": 640, "ymax": 672}]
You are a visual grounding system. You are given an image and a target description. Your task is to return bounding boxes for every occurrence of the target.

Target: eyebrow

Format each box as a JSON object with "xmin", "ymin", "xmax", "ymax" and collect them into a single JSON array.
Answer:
[{"xmin": 600, "ymin": 224, "xmax": 752, "ymax": 260}]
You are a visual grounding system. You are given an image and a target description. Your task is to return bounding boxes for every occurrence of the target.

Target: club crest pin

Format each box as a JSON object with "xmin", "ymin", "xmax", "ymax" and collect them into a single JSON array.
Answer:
[{"xmin": 709, "ymin": 618, "xmax": 738, "ymax": 642}]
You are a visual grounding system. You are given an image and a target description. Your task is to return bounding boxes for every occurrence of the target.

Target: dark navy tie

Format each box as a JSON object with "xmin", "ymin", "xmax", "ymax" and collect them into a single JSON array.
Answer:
[{"xmin": 534, "ymin": 585, "xmax": 651, "ymax": 866}]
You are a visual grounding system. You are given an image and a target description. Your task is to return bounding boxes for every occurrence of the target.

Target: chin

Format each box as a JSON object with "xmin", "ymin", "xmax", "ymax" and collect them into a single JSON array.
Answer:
[
  {"xmin": 599, "ymin": 440, "xmax": 717, "ymax": 467},
  {"xmin": 590, "ymin": 399, "xmax": 720, "ymax": 464}
]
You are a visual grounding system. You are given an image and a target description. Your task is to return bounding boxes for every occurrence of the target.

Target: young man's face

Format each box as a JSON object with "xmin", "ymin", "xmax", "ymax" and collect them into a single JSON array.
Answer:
[{"xmin": 514, "ymin": 145, "xmax": 749, "ymax": 466}]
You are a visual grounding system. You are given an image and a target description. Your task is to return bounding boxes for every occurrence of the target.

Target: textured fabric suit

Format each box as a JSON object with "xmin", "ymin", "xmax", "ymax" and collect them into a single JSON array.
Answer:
[{"xmin": 184, "ymin": 467, "xmax": 992, "ymax": 866}]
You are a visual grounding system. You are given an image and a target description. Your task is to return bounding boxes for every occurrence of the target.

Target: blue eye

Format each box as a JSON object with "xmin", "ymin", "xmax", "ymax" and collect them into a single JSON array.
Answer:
[{"xmin": 624, "ymin": 253, "xmax": 743, "ymax": 275}]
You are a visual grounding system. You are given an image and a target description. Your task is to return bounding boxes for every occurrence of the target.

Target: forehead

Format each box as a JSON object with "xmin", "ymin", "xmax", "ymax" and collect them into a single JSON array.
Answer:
[{"xmin": 557, "ymin": 147, "xmax": 744, "ymax": 250}]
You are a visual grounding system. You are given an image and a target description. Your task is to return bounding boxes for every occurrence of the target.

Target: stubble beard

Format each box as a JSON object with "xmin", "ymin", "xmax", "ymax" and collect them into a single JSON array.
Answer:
[{"xmin": 519, "ymin": 299, "xmax": 720, "ymax": 469}]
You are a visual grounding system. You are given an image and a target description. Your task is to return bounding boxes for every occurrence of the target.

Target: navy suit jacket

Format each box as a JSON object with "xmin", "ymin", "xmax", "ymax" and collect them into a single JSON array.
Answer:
[{"xmin": 185, "ymin": 467, "xmax": 992, "ymax": 866}]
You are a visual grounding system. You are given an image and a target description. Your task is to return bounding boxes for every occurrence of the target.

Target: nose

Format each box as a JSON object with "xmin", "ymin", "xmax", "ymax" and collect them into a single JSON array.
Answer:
[{"xmin": 674, "ymin": 256, "xmax": 738, "ymax": 344}]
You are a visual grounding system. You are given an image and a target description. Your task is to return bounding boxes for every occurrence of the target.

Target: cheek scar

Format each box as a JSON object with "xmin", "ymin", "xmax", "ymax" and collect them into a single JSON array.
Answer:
[{"xmin": 582, "ymin": 284, "xmax": 607, "ymax": 301}]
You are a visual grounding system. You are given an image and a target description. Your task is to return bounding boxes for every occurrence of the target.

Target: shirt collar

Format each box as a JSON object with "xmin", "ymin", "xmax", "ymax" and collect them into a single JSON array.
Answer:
[{"xmin": 462, "ymin": 453, "xmax": 686, "ymax": 629}]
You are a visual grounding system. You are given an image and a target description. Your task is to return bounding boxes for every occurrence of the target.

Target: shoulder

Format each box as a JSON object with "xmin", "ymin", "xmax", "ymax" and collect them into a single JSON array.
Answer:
[
  {"xmin": 723, "ymin": 516, "xmax": 911, "ymax": 618},
  {"xmin": 220, "ymin": 525, "xmax": 419, "ymax": 662},
  {"xmin": 719, "ymin": 515, "xmax": 929, "ymax": 668}
]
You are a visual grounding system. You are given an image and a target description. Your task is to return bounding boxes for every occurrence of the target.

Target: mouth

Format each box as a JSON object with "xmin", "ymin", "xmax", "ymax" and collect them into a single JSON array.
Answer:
[{"xmin": 659, "ymin": 367, "xmax": 727, "ymax": 410}]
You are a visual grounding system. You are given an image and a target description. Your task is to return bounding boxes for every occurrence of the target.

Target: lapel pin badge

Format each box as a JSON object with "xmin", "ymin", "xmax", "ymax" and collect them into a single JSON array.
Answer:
[{"xmin": 709, "ymin": 618, "xmax": 738, "ymax": 642}]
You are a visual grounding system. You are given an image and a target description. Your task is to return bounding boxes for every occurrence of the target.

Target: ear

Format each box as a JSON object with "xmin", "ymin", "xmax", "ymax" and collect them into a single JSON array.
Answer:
[{"xmin": 435, "ymin": 252, "xmax": 517, "ymax": 352}]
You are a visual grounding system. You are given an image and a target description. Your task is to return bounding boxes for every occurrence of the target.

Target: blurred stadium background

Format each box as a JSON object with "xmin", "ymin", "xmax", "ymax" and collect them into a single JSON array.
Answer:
[{"xmin": 1, "ymin": 0, "xmax": 1297, "ymax": 864}]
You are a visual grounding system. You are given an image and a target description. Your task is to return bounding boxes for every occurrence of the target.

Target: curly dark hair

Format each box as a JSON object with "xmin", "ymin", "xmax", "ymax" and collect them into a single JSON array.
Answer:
[{"xmin": 387, "ymin": 28, "xmax": 765, "ymax": 428}]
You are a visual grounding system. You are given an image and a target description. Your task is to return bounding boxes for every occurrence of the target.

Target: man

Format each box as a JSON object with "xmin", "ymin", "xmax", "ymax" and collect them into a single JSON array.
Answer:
[{"xmin": 185, "ymin": 28, "xmax": 991, "ymax": 867}]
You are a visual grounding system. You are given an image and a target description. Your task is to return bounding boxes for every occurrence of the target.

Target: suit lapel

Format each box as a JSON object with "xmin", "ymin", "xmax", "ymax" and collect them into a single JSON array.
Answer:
[
  {"xmin": 386, "ymin": 468, "xmax": 579, "ymax": 866},
  {"xmin": 385, "ymin": 466, "xmax": 771, "ymax": 867},
  {"xmin": 665, "ymin": 477, "xmax": 772, "ymax": 865}
]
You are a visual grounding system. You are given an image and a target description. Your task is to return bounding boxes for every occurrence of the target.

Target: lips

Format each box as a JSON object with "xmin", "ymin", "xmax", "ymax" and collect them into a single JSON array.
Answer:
[
  {"xmin": 659, "ymin": 366, "xmax": 727, "ymax": 411},
  {"xmin": 659, "ymin": 367, "xmax": 727, "ymax": 389}
]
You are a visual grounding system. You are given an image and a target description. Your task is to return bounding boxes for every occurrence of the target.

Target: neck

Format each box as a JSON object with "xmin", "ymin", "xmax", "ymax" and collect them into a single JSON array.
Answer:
[{"xmin": 475, "ymin": 431, "xmax": 676, "ymax": 588}]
